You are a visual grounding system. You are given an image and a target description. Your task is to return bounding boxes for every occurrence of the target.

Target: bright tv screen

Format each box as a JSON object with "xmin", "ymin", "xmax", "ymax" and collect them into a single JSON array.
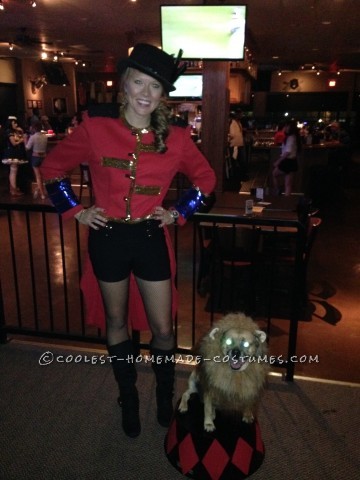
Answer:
[
  {"xmin": 161, "ymin": 5, "xmax": 247, "ymax": 60},
  {"xmin": 169, "ymin": 74, "xmax": 203, "ymax": 99}
]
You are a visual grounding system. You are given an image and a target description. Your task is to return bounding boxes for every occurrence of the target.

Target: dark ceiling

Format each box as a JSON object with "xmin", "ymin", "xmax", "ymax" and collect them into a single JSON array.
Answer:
[{"xmin": 0, "ymin": 0, "xmax": 359, "ymax": 73}]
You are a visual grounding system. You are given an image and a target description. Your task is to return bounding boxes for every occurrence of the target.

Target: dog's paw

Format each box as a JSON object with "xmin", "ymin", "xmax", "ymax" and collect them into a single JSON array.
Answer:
[
  {"xmin": 242, "ymin": 413, "xmax": 255, "ymax": 424},
  {"xmin": 178, "ymin": 399, "xmax": 188, "ymax": 413},
  {"xmin": 204, "ymin": 421, "xmax": 216, "ymax": 432}
]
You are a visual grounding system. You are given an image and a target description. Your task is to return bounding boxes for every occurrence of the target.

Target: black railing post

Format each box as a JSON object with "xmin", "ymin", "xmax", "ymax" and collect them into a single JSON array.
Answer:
[{"xmin": 0, "ymin": 275, "xmax": 7, "ymax": 343}]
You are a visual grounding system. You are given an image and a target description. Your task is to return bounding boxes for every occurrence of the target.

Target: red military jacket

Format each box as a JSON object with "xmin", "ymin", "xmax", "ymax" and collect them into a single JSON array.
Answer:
[{"xmin": 41, "ymin": 109, "xmax": 216, "ymax": 221}]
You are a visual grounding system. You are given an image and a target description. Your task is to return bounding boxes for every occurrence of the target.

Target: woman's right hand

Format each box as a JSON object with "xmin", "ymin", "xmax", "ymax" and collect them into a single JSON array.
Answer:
[{"xmin": 75, "ymin": 206, "xmax": 107, "ymax": 230}]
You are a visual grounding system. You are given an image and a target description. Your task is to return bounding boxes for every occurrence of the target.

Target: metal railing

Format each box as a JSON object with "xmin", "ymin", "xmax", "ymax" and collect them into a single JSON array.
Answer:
[{"xmin": 0, "ymin": 201, "xmax": 304, "ymax": 380}]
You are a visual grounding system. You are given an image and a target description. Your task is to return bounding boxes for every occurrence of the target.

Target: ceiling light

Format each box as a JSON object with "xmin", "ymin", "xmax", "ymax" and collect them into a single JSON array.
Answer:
[
  {"xmin": 0, "ymin": 1, "xmax": 4, "ymax": 11},
  {"xmin": 30, "ymin": 1, "xmax": 37, "ymax": 7},
  {"xmin": 9, "ymin": 43, "xmax": 14, "ymax": 50},
  {"xmin": 41, "ymin": 52, "xmax": 48, "ymax": 60},
  {"xmin": 328, "ymin": 80, "xmax": 336, "ymax": 87}
]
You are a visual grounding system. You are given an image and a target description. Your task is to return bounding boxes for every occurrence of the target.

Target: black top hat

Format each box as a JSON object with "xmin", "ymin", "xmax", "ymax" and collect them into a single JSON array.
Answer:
[{"xmin": 117, "ymin": 43, "xmax": 186, "ymax": 93}]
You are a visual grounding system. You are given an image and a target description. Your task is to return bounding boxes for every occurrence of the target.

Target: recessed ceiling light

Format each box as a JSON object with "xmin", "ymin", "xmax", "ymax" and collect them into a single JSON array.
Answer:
[{"xmin": 322, "ymin": 21, "xmax": 331, "ymax": 25}]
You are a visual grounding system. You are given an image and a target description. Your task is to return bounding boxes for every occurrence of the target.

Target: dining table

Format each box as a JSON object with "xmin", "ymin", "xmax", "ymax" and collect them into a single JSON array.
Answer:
[{"xmin": 194, "ymin": 191, "xmax": 309, "ymax": 381}]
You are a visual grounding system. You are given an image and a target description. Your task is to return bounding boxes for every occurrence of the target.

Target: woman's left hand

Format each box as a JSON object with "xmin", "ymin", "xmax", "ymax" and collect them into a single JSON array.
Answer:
[{"xmin": 152, "ymin": 206, "xmax": 175, "ymax": 227}]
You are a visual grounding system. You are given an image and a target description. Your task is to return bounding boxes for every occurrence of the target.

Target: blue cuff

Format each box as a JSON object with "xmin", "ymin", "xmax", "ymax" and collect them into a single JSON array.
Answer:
[
  {"xmin": 174, "ymin": 186, "xmax": 206, "ymax": 220},
  {"xmin": 46, "ymin": 178, "xmax": 80, "ymax": 214}
]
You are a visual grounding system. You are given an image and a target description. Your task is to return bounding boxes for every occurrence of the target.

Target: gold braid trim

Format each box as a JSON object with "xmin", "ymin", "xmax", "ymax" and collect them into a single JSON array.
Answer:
[
  {"xmin": 134, "ymin": 185, "xmax": 161, "ymax": 195},
  {"xmin": 138, "ymin": 143, "xmax": 157, "ymax": 153},
  {"xmin": 101, "ymin": 157, "xmax": 132, "ymax": 169}
]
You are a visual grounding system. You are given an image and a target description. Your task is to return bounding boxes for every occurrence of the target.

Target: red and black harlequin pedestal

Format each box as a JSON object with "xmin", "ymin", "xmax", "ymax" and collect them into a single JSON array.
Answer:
[{"xmin": 164, "ymin": 395, "xmax": 265, "ymax": 480}]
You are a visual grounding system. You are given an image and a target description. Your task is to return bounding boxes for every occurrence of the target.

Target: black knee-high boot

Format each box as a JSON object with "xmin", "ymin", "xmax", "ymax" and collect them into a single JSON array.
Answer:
[
  {"xmin": 108, "ymin": 340, "xmax": 141, "ymax": 438},
  {"xmin": 150, "ymin": 346, "xmax": 175, "ymax": 428}
]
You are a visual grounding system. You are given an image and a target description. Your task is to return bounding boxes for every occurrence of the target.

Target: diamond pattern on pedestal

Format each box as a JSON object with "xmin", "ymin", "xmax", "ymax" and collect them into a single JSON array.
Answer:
[
  {"xmin": 231, "ymin": 437, "xmax": 254, "ymax": 475},
  {"xmin": 202, "ymin": 439, "xmax": 230, "ymax": 480},
  {"xmin": 178, "ymin": 433, "xmax": 200, "ymax": 475}
]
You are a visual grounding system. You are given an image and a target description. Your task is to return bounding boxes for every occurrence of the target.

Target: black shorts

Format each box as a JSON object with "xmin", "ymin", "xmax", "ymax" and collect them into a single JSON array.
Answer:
[
  {"xmin": 278, "ymin": 158, "xmax": 298, "ymax": 174},
  {"xmin": 88, "ymin": 220, "xmax": 171, "ymax": 282}
]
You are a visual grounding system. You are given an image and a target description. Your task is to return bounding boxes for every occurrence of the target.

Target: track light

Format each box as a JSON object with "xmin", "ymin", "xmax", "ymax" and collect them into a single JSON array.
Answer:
[{"xmin": 9, "ymin": 43, "xmax": 14, "ymax": 50}]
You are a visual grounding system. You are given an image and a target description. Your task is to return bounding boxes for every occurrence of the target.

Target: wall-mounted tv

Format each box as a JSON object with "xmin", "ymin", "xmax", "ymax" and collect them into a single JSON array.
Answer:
[
  {"xmin": 161, "ymin": 5, "xmax": 247, "ymax": 61},
  {"xmin": 169, "ymin": 74, "xmax": 203, "ymax": 99}
]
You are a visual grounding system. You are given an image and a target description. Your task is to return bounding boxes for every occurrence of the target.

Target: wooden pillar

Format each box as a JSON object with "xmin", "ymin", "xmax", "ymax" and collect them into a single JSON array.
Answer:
[{"xmin": 201, "ymin": 61, "xmax": 230, "ymax": 192}]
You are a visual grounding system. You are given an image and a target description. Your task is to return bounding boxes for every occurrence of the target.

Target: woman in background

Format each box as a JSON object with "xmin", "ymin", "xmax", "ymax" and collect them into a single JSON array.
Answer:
[
  {"xmin": 26, "ymin": 121, "xmax": 48, "ymax": 199},
  {"xmin": 1, "ymin": 116, "xmax": 27, "ymax": 196},
  {"xmin": 272, "ymin": 120, "xmax": 301, "ymax": 195}
]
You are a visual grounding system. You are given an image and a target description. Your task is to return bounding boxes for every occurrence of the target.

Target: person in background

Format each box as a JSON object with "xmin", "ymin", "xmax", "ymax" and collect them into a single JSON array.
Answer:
[
  {"xmin": 273, "ymin": 122, "xmax": 286, "ymax": 145},
  {"xmin": 327, "ymin": 121, "xmax": 351, "ymax": 146},
  {"xmin": 272, "ymin": 119, "xmax": 302, "ymax": 195},
  {"xmin": 228, "ymin": 110, "xmax": 248, "ymax": 181},
  {"xmin": 67, "ymin": 111, "xmax": 84, "ymax": 135},
  {"xmin": 1, "ymin": 116, "xmax": 28, "ymax": 196},
  {"xmin": 40, "ymin": 43, "xmax": 216, "ymax": 438},
  {"xmin": 25, "ymin": 121, "xmax": 48, "ymax": 199},
  {"xmin": 40, "ymin": 115, "xmax": 53, "ymax": 132},
  {"xmin": 28, "ymin": 108, "xmax": 40, "ymax": 129}
]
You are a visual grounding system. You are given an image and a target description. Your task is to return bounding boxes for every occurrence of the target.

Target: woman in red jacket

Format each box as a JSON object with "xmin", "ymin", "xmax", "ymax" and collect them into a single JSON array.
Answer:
[{"xmin": 41, "ymin": 44, "xmax": 216, "ymax": 438}]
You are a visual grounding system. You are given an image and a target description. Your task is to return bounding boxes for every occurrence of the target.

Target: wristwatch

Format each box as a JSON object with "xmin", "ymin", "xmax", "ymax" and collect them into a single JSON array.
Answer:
[{"xmin": 169, "ymin": 208, "xmax": 180, "ymax": 224}]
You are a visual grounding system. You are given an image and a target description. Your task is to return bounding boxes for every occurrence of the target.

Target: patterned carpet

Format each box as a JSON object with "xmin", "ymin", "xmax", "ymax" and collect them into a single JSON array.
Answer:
[{"xmin": 1, "ymin": 341, "xmax": 359, "ymax": 480}]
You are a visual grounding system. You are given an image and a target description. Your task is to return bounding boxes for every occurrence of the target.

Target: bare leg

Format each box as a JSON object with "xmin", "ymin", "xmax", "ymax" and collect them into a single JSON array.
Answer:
[
  {"xmin": 98, "ymin": 277, "xmax": 130, "ymax": 346},
  {"xmin": 284, "ymin": 172, "xmax": 294, "ymax": 196},
  {"xmin": 9, "ymin": 164, "xmax": 22, "ymax": 195},
  {"xmin": 33, "ymin": 166, "xmax": 46, "ymax": 198},
  {"xmin": 272, "ymin": 166, "xmax": 284, "ymax": 194}
]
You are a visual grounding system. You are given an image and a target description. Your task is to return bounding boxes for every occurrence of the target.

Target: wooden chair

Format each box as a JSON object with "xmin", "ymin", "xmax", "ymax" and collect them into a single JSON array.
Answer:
[
  {"xmin": 197, "ymin": 222, "xmax": 261, "ymax": 315},
  {"xmin": 260, "ymin": 217, "xmax": 322, "ymax": 333}
]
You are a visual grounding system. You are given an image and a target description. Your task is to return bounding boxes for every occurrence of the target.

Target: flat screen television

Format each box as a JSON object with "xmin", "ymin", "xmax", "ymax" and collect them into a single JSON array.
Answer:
[
  {"xmin": 161, "ymin": 5, "xmax": 247, "ymax": 61},
  {"xmin": 169, "ymin": 74, "xmax": 203, "ymax": 99}
]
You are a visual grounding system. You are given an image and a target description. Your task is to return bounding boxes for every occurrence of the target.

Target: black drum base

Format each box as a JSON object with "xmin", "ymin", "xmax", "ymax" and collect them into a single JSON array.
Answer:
[{"xmin": 164, "ymin": 395, "xmax": 265, "ymax": 479}]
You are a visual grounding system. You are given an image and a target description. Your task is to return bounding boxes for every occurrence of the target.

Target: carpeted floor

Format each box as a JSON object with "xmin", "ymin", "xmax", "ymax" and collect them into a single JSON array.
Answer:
[{"xmin": 0, "ymin": 341, "xmax": 359, "ymax": 480}]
